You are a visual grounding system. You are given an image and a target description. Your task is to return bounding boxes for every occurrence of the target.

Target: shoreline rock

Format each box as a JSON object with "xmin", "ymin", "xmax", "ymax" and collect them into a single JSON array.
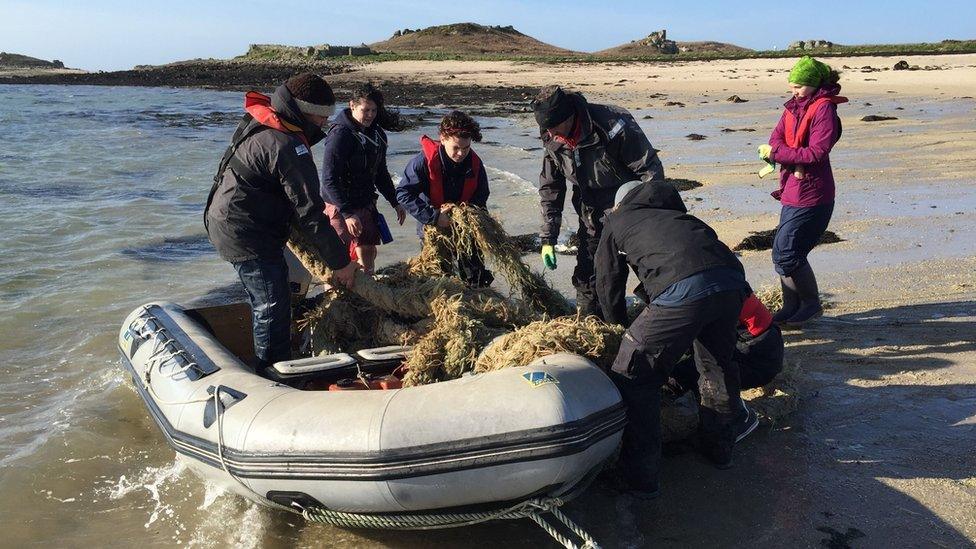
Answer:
[{"xmin": 0, "ymin": 60, "xmax": 536, "ymax": 111}]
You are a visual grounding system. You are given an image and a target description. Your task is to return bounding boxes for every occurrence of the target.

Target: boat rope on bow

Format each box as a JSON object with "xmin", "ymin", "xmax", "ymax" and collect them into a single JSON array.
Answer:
[{"xmin": 297, "ymin": 497, "xmax": 600, "ymax": 549}]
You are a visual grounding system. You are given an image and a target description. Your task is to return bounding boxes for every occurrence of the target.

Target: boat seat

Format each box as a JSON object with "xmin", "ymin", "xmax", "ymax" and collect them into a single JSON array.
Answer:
[
  {"xmin": 355, "ymin": 345, "xmax": 412, "ymax": 363},
  {"xmin": 268, "ymin": 353, "xmax": 358, "ymax": 386}
]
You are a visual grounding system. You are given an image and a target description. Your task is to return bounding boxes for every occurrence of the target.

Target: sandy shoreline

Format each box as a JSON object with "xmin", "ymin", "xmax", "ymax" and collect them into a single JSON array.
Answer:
[
  {"xmin": 349, "ymin": 53, "xmax": 976, "ymax": 104},
  {"xmin": 2, "ymin": 54, "xmax": 974, "ymax": 546},
  {"xmin": 342, "ymin": 53, "xmax": 976, "ymax": 545}
]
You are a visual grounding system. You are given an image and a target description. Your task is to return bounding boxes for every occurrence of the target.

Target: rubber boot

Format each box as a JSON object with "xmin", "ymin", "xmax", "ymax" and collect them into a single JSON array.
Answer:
[
  {"xmin": 783, "ymin": 264, "xmax": 823, "ymax": 326},
  {"xmin": 771, "ymin": 275, "xmax": 799, "ymax": 323},
  {"xmin": 698, "ymin": 406, "xmax": 735, "ymax": 469}
]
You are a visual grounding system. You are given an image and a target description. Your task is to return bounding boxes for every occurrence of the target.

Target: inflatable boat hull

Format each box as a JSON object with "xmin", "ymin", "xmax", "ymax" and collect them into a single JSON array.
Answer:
[{"xmin": 118, "ymin": 302, "xmax": 624, "ymax": 513}]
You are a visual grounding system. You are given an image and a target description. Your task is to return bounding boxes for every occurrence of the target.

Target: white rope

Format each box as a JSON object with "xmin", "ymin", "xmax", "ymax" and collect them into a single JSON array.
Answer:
[
  {"xmin": 210, "ymin": 385, "xmax": 297, "ymax": 515},
  {"xmin": 301, "ymin": 497, "xmax": 600, "ymax": 549},
  {"xmin": 138, "ymin": 325, "xmax": 210, "ymax": 406}
]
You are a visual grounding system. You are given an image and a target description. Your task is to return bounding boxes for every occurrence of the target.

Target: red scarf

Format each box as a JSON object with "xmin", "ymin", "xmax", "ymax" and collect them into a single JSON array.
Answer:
[{"xmin": 550, "ymin": 114, "xmax": 583, "ymax": 150}]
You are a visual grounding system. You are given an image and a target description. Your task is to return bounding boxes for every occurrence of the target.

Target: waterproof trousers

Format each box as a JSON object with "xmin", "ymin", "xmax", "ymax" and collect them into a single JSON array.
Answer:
[
  {"xmin": 609, "ymin": 289, "xmax": 746, "ymax": 484},
  {"xmin": 772, "ymin": 202, "xmax": 834, "ymax": 276},
  {"xmin": 573, "ymin": 219, "xmax": 604, "ymax": 319},
  {"xmin": 670, "ymin": 325, "xmax": 785, "ymax": 395}
]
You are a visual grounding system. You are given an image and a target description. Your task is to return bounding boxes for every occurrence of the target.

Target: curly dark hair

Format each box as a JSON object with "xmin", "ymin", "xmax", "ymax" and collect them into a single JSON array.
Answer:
[
  {"xmin": 439, "ymin": 110, "xmax": 482, "ymax": 142},
  {"xmin": 349, "ymin": 82, "xmax": 407, "ymax": 131}
]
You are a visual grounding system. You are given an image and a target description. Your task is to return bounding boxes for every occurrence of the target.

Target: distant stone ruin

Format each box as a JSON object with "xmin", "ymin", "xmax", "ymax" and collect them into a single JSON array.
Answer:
[
  {"xmin": 788, "ymin": 40, "xmax": 835, "ymax": 51},
  {"xmin": 632, "ymin": 30, "xmax": 678, "ymax": 54},
  {"xmin": 246, "ymin": 43, "xmax": 373, "ymax": 60}
]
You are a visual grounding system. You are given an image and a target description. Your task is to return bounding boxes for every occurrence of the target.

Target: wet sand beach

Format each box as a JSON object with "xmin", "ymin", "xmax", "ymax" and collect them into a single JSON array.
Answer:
[{"xmin": 1, "ymin": 54, "xmax": 974, "ymax": 547}]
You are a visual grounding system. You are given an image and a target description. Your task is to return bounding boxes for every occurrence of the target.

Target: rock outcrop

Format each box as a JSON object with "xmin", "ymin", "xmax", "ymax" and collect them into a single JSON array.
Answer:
[
  {"xmin": 788, "ymin": 40, "xmax": 835, "ymax": 50},
  {"xmin": 0, "ymin": 52, "xmax": 64, "ymax": 68},
  {"xmin": 243, "ymin": 43, "xmax": 373, "ymax": 61},
  {"xmin": 633, "ymin": 30, "xmax": 679, "ymax": 54}
]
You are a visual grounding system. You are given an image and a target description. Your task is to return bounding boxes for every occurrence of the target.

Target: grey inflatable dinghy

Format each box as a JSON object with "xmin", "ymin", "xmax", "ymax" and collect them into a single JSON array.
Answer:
[{"xmin": 117, "ymin": 301, "xmax": 625, "ymax": 520}]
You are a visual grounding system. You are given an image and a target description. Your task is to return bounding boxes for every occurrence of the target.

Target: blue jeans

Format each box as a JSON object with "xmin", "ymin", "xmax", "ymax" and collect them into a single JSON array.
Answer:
[
  {"xmin": 772, "ymin": 202, "xmax": 834, "ymax": 276},
  {"xmin": 233, "ymin": 257, "xmax": 291, "ymax": 372}
]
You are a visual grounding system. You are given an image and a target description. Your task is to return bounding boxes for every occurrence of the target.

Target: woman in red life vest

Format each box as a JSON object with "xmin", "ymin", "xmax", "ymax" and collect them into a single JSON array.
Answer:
[
  {"xmin": 320, "ymin": 84, "xmax": 406, "ymax": 275},
  {"xmin": 759, "ymin": 56, "xmax": 846, "ymax": 326},
  {"xmin": 396, "ymin": 111, "xmax": 493, "ymax": 287}
]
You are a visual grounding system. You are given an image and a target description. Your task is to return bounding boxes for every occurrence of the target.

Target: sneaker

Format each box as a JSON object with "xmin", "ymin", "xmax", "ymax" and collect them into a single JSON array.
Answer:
[{"xmin": 735, "ymin": 403, "xmax": 760, "ymax": 444}]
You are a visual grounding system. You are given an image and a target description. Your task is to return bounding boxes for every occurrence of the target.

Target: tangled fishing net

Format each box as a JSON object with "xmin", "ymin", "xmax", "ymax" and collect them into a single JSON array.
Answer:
[
  {"xmin": 288, "ymin": 204, "xmax": 586, "ymax": 387},
  {"xmin": 287, "ymin": 203, "xmax": 799, "ymax": 434}
]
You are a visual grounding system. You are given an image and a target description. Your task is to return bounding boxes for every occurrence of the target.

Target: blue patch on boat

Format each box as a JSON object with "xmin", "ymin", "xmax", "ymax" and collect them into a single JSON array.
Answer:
[{"xmin": 522, "ymin": 371, "xmax": 558, "ymax": 388}]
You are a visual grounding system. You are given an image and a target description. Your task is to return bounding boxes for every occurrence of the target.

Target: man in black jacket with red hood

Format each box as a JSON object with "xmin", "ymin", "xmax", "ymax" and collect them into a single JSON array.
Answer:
[
  {"xmin": 596, "ymin": 180, "xmax": 751, "ymax": 497},
  {"xmin": 534, "ymin": 86, "xmax": 665, "ymax": 318},
  {"xmin": 205, "ymin": 73, "xmax": 358, "ymax": 376}
]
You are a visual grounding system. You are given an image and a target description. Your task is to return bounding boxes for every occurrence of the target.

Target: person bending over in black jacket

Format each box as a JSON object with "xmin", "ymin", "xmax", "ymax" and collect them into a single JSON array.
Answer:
[
  {"xmin": 205, "ymin": 73, "xmax": 358, "ymax": 376},
  {"xmin": 595, "ymin": 180, "xmax": 752, "ymax": 498}
]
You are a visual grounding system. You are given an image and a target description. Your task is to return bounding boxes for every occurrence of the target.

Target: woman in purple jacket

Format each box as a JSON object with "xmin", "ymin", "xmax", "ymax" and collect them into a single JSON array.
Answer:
[{"xmin": 759, "ymin": 56, "xmax": 846, "ymax": 326}]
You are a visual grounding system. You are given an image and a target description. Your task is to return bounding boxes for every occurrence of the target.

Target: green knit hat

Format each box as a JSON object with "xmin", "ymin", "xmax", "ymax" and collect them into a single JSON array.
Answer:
[{"xmin": 789, "ymin": 56, "xmax": 832, "ymax": 87}]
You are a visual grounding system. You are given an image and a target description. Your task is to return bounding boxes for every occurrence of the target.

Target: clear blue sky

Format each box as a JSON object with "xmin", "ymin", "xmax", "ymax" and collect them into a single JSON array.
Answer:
[{"xmin": 2, "ymin": 0, "xmax": 974, "ymax": 70}]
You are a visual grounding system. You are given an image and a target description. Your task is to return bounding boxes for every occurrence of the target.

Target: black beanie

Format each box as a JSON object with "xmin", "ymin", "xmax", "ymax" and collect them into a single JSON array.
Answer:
[
  {"xmin": 284, "ymin": 73, "xmax": 336, "ymax": 115},
  {"xmin": 533, "ymin": 86, "xmax": 575, "ymax": 129}
]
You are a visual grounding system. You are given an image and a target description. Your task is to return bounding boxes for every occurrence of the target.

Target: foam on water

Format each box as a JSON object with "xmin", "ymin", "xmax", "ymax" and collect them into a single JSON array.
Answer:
[{"xmin": 103, "ymin": 459, "xmax": 188, "ymax": 528}]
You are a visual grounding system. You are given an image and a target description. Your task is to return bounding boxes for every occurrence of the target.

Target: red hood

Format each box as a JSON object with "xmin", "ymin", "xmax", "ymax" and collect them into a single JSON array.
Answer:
[
  {"xmin": 244, "ymin": 91, "xmax": 309, "ymax": 146},
  {"xmin": 740, "ymin": 293, "xmax": 773, "ymax": 337}
]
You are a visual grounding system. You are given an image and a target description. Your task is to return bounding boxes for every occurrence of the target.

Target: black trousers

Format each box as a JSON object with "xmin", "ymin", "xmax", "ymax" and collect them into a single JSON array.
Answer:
[
  {"xmin": 609, "ymin": 289, "xmax": 746, "ymax": 483},
  {"xmin": 671, "ymin": 325, "xmax": 785, "ymax": 394},
  {"xmin": 439, "ymin": 246, "xmax": 494, "ymax": 288},
  {"xmin": 573, "ymin": 220, "xmax": 604, "ymax": 319}
]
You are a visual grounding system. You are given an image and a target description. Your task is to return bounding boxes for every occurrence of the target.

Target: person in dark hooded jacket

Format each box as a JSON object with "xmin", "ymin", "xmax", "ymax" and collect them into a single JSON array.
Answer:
[
  {"xmin": 759, "ymin": 56, "xmax": 846, "ymax": 326},
  {"xmin": 595, "ymin": 180, "xmax": 752, "ymax": 497},
  {"xmin": 205, "ymin": 73, "xmax": 358, "ymax": 376},
  {"xmin": 533, "ymin": 86, "xmax": 665, "ymax": 318},
  {"xmin": 320, "ymin": 84, "xmax": 406, "ymax": 274}
]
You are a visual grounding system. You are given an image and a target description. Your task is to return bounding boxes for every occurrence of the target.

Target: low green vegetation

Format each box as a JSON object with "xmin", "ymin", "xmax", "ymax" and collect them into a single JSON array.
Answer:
[{"xmin": 329, "ymin": 39, "xmax": 976, "ymax": 64}]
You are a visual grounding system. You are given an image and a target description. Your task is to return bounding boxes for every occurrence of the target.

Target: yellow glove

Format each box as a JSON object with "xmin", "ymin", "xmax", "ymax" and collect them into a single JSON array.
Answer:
[
  {"xmin": 541, "ymin": 245, "xmax": 557, "ymax": 270},
  {"xmin": 757, "ymin": 144, "xmax": 775, "ymax": 179}
]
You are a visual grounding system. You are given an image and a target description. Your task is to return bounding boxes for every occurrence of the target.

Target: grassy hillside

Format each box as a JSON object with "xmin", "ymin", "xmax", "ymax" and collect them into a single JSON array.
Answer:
[
  {"xmin": 0, "ymin": 53, "xmax": 64, "ymax": 68},
  {"xmin": 369, "ymin": 23, "xmax": 579, "ymax": 56}
]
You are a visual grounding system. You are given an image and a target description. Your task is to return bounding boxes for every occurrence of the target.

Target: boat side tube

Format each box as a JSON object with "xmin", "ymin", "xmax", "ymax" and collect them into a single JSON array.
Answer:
[{"xmin": 118, "ymin": 302, "xmax": 625, "ymax": 513}]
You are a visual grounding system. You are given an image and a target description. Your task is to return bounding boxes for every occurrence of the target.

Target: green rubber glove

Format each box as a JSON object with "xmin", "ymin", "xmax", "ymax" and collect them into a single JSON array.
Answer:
[
  {"xmin": 757, "ymin": 144, "xmax": 772, "ymax": 161},
  {"xmin": 541, "ymin": 245, "xmax": 557, "ymax": 270}
]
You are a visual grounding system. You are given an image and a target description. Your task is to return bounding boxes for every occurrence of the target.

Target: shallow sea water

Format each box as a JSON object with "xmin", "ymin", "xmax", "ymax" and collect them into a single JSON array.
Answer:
[{"xmin": 1, "ymin": 83, "xmax": 973, "ymax": 547}]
